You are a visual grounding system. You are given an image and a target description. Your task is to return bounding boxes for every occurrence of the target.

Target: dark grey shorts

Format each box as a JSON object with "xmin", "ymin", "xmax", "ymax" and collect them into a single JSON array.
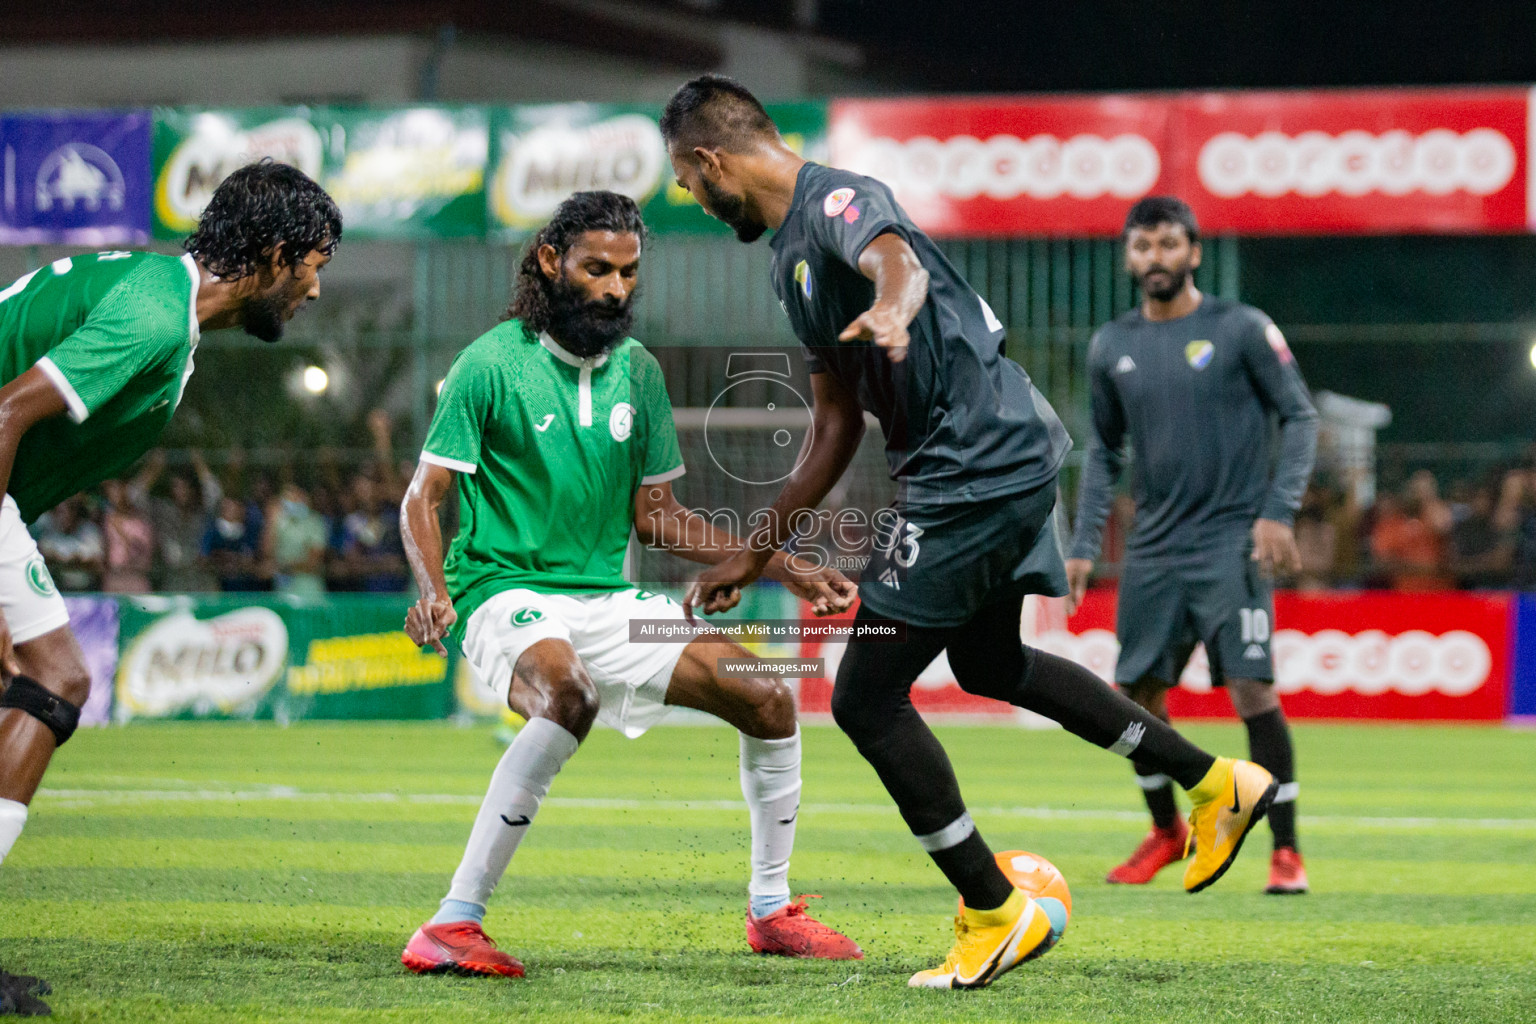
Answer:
[
  {"xmin": 1114, "ymin": 550, "xmax": 1275, "ymax": 687},
  {"xmin": 855, "ymin": 483, "xmax": 1067, "ymax": 629}
]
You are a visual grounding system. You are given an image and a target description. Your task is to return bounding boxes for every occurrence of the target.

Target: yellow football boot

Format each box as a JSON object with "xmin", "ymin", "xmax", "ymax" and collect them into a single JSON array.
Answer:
[
  {"xmin": 1183, "ymin": 757, "xmax": 1278, "ymax": 893},
  {"xmin": 908, "ymin": 889, "xmax": 1056, "ymax": 990}
]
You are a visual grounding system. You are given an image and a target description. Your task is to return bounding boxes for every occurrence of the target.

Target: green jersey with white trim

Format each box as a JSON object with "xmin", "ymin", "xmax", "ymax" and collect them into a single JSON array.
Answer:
[
  {"xmin": 422, "ymin": 319, "xmax": 684, "ymax": 638},
  {"xmin": 0, "ymin": 251, "xmax": 200, "ymax": 523}
]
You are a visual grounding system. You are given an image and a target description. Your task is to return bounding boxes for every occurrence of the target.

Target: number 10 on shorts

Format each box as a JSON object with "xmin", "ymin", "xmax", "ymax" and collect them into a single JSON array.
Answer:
[{"xmin": 1239, "ymin": 607, "xmax": 1270, "ymax": 643}]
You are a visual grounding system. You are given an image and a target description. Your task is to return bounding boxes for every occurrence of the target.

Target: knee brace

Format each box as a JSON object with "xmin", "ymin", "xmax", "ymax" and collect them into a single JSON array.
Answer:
[{"xmin": 0, "ymin": 675, "xmax": 81, "ymax": 747}]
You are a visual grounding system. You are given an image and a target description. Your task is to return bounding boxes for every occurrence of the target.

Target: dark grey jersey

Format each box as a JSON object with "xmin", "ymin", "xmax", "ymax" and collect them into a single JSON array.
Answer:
[
  {"xmin": 769, "ymin": 163, "xmax": 1070, "ymax": 505},
  {"xmin": 1069, "ymin": 295, "xmax": 1318, "ymax": 564}
]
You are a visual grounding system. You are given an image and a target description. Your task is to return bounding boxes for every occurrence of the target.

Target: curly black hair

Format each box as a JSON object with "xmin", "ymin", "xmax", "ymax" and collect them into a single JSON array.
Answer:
[
  {"xmin": 184, "ymin": 159, "xmax": 342, "ymax": 280},
  {"xmin": 1123, "ymin": 195, "xmax": 1200, "ymax": 244},
  {"xmin": 506, "ymin": 190, "xmax": 648, "ymax": 335},
  {"xmin": 659, "ymin": 74, "xmax": 778, "ymax": 155}
]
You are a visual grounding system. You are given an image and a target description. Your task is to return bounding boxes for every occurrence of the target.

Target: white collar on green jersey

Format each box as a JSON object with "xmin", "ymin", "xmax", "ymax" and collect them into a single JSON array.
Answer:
[
  {"xmin": 180, "ymin": 253, "xmax": 202, "ymax": 348},
  {"xmin": 538, "ymin": 331, "xmax": 609, "ymax": 369}
]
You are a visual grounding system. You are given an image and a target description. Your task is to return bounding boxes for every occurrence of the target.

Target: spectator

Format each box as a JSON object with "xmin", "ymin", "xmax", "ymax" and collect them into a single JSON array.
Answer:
[
  {"xmin": 34, "ymin": 495, "xmax": 105, "ymax": 592},
  {"xmin": 134, "ymin": 449, "xmax": 222, "ymax": 592},
  {"xmin": 333, "ymin": 473, "xmax": 409, "ymax": 592},
  {"xmin": 202, "ymin": 495, "xmax": 264, "ymax": 592},
  {"xmin": 1292, "ymin": 484, "xmax": 1338, "ymax": 590},
  {"xmin": 265, "ymin": 483, "xmax": 328, "ymax": 598},
  {"xmin": 100, "ymin": 479, "xmax": 155, "ymax": 593},
  {"xmin": 1370, "ymin": 481, "xmax": 1452, "ymax": 591},
  {"xmin": 1449, "ymin": 480, "xmax": 1515, "ymax": 588},
  {"xmin": 1504, "ymin": 470, "xmax": 1536, "ymax": 589}
]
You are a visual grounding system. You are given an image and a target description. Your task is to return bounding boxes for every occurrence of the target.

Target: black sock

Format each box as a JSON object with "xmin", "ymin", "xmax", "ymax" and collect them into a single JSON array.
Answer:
[
  {"xmin": 1244, "ymin": 707, "xmax": 1298, "ymax": 851},
  {"xmin": 1134, "ymin": 761, "xmax": 1179, "ymax": 829},
  {"xmin": 1014, "ymin": 650, "xmax": 1216, "ymax": 790},
  {"xmin": 830, "ymin": 610, "xmax": 1015, "ymax": 912},
  {"xmin": 927, "ymin": 827, "xmax": 1016, "ymax": 911}
]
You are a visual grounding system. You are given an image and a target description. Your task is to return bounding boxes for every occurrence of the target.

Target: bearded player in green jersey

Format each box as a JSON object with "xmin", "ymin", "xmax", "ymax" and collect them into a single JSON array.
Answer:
[
  {"xmin": 399, "ymin": 191, "xmax": 862, "ymax": 979},
  {"xmin": 0, "ymin": 160, "xmax": 339, "ymax": 1014}
]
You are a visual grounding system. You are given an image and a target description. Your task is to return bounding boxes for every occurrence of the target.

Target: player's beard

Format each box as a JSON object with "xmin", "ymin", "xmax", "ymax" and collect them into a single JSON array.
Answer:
[
  {"xmin": 1134, "ymin": 262, "xmax": 1192, "ymax": 302},
  {"xmin": 699, "ymin": 176, "xmax": 766, "ymax": 244},
  {"xmin": 545, "ymin": 275, "xmax": 635, "ymax": 359},
  {"xmin": 242, "ymin": 293, "xmax": 286, "ymax": 343}
]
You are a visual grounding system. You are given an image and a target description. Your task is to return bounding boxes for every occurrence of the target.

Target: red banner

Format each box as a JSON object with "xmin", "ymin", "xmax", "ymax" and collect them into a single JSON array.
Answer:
[
  {"xmin": 828, "ymin": 88, "xmax": 1531, "ymax": 236},
  {"xmin": 797, "ymin": 590, "xmax": 1510, "ymax": 721},
  {"xmin": 828, "ymin": 95, "xmax": 1173, "ymax": 237}
]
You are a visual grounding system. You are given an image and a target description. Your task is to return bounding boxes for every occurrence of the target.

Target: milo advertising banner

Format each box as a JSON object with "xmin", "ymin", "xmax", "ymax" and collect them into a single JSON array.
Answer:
[
  {"xmin": 486, "ymin": 102, "xmax": 826, "ymax": 239},
  {"xmin": 152, "ymin": 106, "xmax": 488, "ymax": 239},
  {"xmin": 115, "ymin": 594, "xmax": 454, "ymax": 722}
]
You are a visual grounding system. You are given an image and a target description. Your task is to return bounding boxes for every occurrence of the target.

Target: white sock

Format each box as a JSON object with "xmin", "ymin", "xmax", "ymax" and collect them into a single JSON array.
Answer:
[
  {"xmin": 443, "ymin": 717, "xmax": 579, "ymax": 909},
  {"xmin": 0, "ymin": 798, "xmax": 27, "ymax": 866},
  {"xmin": 740, "ymin": 728, "xmax": 801, "ymax": 916}
]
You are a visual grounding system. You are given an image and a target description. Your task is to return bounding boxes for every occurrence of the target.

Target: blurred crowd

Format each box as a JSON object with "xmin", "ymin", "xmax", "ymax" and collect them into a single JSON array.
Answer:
[
  {"xmin": 1093, "ymin": 465, "xmax": 1536, "ymax": 591},
  {"xmin": 31, "ymin": 404, "xmax": 1536, "ymax": 597},
  {"xmin": 32, "ymin": 411, "xmax": 414, "ymax": 597}
]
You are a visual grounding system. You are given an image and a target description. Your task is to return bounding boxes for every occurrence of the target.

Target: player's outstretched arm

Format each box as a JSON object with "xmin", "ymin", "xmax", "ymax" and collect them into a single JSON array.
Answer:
[
  {"xmin": 682, "ymin": 371, "xmax": 865, "ymax": 622},
  {"xmin": 0, "ymin": 367, "xmax": 70, "ymax": 677},
  {"xmin": 838, "ymin": 233, "xmax": 929, "ymax": 364},
  {"xmin": 400, "ymin": 460, "xmax": 456, "ymax": 655},
  {"xmin": 634, "ymin": 481, "xmax": 855, "ymax": 617},
  {"xmin": 1066, "ymin": 337, "xmax": 1129, "ymax": 613}
]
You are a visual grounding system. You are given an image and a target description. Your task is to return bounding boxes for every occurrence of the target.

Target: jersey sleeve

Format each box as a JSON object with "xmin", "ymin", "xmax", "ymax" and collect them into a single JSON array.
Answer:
[
  {"xmin": 636, "ymin": 352, "xmax": 685, "ymax": 485},
  {"xmin": 802, "ymin": 174, "xmax": 910, "ymax": 271},
  {"xmin": 1239, "ymin": 312, "xmax": 1319, "ymax": 525},
  {"xmin": 36, "ymin": 267, "xmax": 188, "ymax": 423},
  {"xmin": 421, "ymin": 352, "xmax": 495, "ymax": 474},
  {"xmin": 1068, "ymin": 331, "xmax": 1129, "ymax": 561}
]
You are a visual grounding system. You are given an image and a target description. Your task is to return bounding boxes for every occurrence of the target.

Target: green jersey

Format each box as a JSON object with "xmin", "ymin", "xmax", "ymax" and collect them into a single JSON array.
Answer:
[
  {"xmin": 422, "ymin": 320, "xmax": 684, "ymax": 637},
  {"xmin": 0, "ymin": 251, "xmax": 200, "ymax": 523}
]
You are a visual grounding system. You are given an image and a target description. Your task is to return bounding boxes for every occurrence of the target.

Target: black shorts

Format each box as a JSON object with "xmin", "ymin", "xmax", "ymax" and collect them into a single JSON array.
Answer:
[
  {"xmin": 856, "ymin": 483, "xmax": 1067, "ymax": 629},
  {"xmin": 1114, "ymin": 549, "xmax": 1275, "ymax": 687}
]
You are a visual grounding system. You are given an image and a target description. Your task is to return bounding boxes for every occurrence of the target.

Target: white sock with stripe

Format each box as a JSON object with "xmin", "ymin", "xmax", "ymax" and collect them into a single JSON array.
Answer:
[
  {"xmin": 438, "ymin": 717, "xmax": 579, "ymax": 919},
  {"xmin": 741, "ymin": 729, "xmax": 801, "ymax": 919}
]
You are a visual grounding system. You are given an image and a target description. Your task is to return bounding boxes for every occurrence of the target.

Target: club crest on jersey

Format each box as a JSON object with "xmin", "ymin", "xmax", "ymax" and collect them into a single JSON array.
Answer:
[
  {"xmin": 609, "ymin": 401, "xmax": 636, "ymax": 442},
  {"xmin": 794, "ymin": 260, "xmax": 812, "ymax": 298},
  {"xmin": 1265, "ymin": 322, "xmax": 1294, "ymax": 364},
  {"xmin": 511, "ymin": 607, "xmax": 544, "ymax": 626},
  {"xmin": 823, "ymin": 187, "xmax": 856, "ymax": 217},
  {"xmin": 25, "ymin": 556, "xmax": 56, "ymax": 597},
  {"xmin": 1185, "ymin": 340, "xmax": 1215, "ymax": 370}
]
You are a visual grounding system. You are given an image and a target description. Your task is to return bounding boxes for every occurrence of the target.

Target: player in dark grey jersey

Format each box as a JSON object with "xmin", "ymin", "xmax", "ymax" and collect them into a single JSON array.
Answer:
[
  {"xmin": 661, "ymin": 76, "xmax": 1278, "ymax": 990},
  {"xmin": 1068, "ymin": 196, "xmax": 1318, "ymax": 895}
]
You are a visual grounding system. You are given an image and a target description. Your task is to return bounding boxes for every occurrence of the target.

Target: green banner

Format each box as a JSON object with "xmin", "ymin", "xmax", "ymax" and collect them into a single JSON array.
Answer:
[
  {"xmin": 486, "ymin": 102, "xmax": 826, "ymax": 239},
  {"xmin": 114, "ymin": 594, "xmax": 454, "ymax": 721},
  {"xmin": 152, "ymin": 106, "xmax": 489, "ymax": 240}
]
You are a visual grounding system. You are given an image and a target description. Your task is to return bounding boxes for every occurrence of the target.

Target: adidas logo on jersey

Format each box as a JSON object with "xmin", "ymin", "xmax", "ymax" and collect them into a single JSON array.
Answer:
[
  {"xmin": 1115, "ymin": 355, "xmax": 1136, "ymax": 374},
  {"xmin": 1244, "ymin": 643, "xmax": 1266, "ymax": 660},
  {"xmin": 878, "ymin": 568, "xmax": 901, "ymax": 589}
]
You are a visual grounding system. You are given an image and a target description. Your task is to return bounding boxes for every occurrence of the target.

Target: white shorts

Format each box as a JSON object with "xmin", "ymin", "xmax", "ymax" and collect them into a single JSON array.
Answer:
[
  {"xmin": 1, "ymin": 495, "xmax": 71, "ymax": 645},
  {"xmin": 461, "ymin": 587, "xmax": 701, "ymax": 739}
]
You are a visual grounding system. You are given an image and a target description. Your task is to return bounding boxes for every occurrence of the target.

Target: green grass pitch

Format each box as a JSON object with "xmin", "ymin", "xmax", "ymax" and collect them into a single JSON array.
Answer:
[{"xmin": 2, "ymin": 720, "xmax": 1533, "ymax": 1022}]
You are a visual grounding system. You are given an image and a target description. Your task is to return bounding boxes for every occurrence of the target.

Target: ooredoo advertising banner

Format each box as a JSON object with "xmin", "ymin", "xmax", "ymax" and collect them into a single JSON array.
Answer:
[
  {"xmin": 828, "ymin": 89, "xmax": 1530, "ymax": 237},
  {"xmin": 829, "ymin": 95, "xmax": 1172, "ymax": 238},
  {"xmin": 1054, "ymin": 589, "xmax": 1510, "ymax": 720},
  {"xmin": 1178, "ymin": 89, "xmax": 1528, "ymax": 234},
  {"xmin": 797, "ymin": 590, "xmax": 1509, "ymax": 721}
]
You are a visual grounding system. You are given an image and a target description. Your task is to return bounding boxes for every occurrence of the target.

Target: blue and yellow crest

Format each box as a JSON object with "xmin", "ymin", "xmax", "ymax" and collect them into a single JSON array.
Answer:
[
  {"xmin": 1185, "ymin": 339, "xmax": 1214, "ymax": 369},
  {"xmin": 794, "ymin": 260, "xmax": 812, "ymax": 298}
]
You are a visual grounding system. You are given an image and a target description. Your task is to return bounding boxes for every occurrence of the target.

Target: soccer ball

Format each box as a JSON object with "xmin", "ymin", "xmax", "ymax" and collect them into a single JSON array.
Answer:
[{"xmin": 995, "ymin": 850, "xmax": 1071, "ymax": 946}]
